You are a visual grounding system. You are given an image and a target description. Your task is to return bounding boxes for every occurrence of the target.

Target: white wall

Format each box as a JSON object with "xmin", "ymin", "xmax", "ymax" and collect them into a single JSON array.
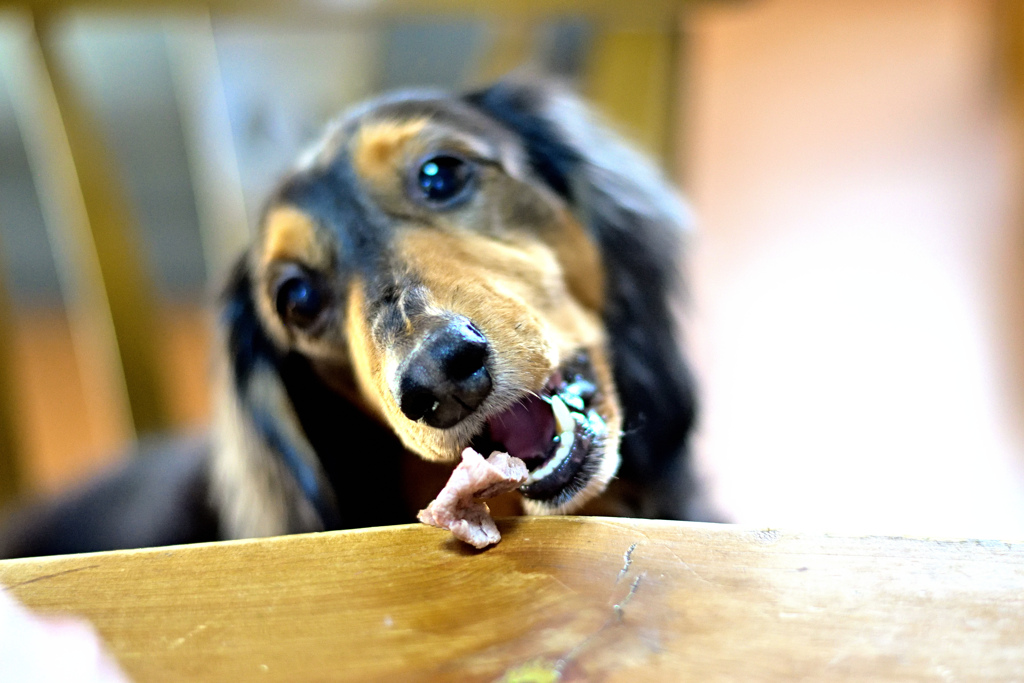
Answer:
[{"xmin": 685, "ymin": 0, "xmax": 1024, "ymax": 538}]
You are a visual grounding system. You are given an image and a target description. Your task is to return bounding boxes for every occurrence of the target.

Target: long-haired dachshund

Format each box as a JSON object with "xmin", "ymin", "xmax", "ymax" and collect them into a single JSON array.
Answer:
[{"xmin": 0, "ymin": 79, "xmax": 698, "ymax": 558}]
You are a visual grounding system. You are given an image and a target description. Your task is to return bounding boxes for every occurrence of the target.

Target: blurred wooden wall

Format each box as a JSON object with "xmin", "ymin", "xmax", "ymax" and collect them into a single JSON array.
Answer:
[{"xmin": 0, "ymin": 0, "xmax": 690, "ymax": 504}]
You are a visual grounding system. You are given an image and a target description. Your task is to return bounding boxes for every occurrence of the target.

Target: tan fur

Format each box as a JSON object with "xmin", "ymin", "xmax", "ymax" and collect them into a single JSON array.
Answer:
[
  {"xmin": 344, "ymin": 280, "xmax": 390, "ymax": 425},
  {"xmin": 352, "ymin": 119, "xmax": 429, "ymax": 188},
  {"xmin": 551, "ymin": 208, "xmax": 604, "ymax": 313},
  {"xmin": 262, "ymin": 206, "xmax": 330, "ymax": 269}
]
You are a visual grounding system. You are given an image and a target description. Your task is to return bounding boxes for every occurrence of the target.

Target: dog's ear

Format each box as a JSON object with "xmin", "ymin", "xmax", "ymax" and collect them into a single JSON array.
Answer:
[
  {"xmin": 466, "ymin": 80, "xmax": 698, "ymax": 518},
  {"xmin": 209, "ymin": 256, "xmax": 341, "ymax": 539},
  {"xmin": 211, "ymin": 256, "xmax": 413, "ymax": 538}
]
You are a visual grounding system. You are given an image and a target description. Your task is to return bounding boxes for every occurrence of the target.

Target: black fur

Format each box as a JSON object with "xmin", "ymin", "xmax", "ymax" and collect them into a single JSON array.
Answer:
[{"xmin": 0, "ymin": 436, "xmax": 218, "ymax": 558}]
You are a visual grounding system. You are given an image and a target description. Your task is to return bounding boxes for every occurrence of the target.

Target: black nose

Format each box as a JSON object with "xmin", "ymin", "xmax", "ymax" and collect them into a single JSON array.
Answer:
[{"xmin": 397, "ymin": 319, "xmax": 492, "ymax": 429}]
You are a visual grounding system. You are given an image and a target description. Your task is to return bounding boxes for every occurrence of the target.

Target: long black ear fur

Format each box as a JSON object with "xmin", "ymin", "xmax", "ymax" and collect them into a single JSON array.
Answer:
[
  {"xmin": 212, "ymin": 259, "xmax": 409, "ymax": 538},
  {"xmin": 466, "ymin": 81, "xmax": 699, "ymax": 519}
]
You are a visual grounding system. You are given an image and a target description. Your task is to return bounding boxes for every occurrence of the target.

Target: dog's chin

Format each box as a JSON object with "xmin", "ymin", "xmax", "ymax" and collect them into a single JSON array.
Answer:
[
  {"xmin": 466, "ymin": 351, "xmax": 622, "ymax": 514},
  {"xmin": 519, "ymin": 428, "xmax": 621, "ymax": 516}
]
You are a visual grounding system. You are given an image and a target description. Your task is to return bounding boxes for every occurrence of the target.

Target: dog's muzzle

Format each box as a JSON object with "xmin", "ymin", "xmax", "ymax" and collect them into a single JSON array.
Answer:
[{"xmin": 471, "ymin": 353, "xmax": 607, "ymax": 507}]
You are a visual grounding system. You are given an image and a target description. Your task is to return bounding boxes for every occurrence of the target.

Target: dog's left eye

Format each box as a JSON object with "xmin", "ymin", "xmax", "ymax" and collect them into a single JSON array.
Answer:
[
  {"xmin": 415, "ymin": 155, "xmax": 474, "ymax": 205},
  {"xmin": 274, "ymin": 270, "xmax": 326, "ymax": 329}
]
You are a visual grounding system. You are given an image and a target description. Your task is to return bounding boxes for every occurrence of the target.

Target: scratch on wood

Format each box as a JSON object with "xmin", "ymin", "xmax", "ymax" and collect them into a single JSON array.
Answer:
[
  {"xmin": 616, "ymin": 542, "xmax": 638, "ymax": 583},
  {"xmin": 648, "ymin": 540, "xmax": 717, "ymax": 588},
  {"xmin": 1, "ymin": 564, "xmax": 100, "ymax": 590},
  {"xmin": 588, "ymin": 519, "xmax": 653, "ymax": 542},
  {"xmin": 613, "ymin": 573, "xmax": 644, "ymax": 621},
  {"xmin": 546, "ymin": 574, "xmax": 581, "ymax": 596},
  {"xmin": 547, "ymin": 571, "xmax": 648, "ymax": 675},
  {"xmin": 581, "ymin": 520, "xmax": 711, "ymax": 589},
  {"xmin": 168, "ymin": 623, "xmax": 208, "ymax": 650}
]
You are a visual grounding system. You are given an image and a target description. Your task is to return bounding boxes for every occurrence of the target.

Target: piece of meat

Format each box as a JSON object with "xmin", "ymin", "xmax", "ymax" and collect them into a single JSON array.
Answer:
[{"xmin": 417, "ymin": 448, "xmax": 529, "ymax": 548}]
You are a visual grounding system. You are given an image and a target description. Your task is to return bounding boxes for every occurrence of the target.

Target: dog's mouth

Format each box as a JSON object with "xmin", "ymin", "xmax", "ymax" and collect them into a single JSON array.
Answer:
[{"xmin": 470, "ymin": 353, "xmax": 608, "ymax": 508}]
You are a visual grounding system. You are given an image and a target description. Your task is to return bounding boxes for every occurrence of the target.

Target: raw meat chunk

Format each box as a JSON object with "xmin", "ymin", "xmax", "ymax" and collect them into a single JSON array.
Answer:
[{"xmin": 417, "ymin": 448, "xmax": 528, "ymax": 548}]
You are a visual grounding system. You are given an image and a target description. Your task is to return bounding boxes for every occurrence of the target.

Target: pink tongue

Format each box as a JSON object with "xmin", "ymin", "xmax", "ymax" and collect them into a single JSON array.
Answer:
[{"xmin": 487, "ymin": 395, "xmax": 556, "ymax": 463}]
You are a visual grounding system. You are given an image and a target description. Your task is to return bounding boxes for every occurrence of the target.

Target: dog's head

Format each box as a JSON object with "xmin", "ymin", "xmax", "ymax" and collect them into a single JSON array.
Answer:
[{"xmin": 212, "ymin": 80, "xmax": 695, "ymax": 538}]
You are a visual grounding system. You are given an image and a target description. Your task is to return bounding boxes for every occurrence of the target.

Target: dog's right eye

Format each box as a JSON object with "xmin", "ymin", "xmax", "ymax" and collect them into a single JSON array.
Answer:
[
  {"xmin": 414, "ymin": 155, "xmax": 474, "ymax": 206},
  {"xmin": 274, "ymin": 271, "xmax": 325, "ymax": 329}
]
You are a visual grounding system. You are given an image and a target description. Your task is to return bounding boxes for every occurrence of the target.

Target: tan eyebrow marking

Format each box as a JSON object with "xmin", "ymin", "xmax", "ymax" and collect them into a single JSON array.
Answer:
[
  {"xmin": 352, "ymin": 118, "xmax": 429, "ymax": 186},
  {"xmin": 262, "ymin": 206, "xmax": 330, "ymax": 268}
]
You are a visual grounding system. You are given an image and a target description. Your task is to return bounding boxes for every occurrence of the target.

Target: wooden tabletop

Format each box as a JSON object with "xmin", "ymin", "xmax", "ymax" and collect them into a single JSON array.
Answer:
[{"xmin": 1, "ymin": 517, "xmax": 1022, "ymax": 681}]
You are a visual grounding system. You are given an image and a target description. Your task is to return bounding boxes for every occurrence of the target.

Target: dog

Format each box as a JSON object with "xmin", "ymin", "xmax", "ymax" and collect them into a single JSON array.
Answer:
[{"xmin": 0, "ymin": 79, "xmax": 699, "ymax": 558}]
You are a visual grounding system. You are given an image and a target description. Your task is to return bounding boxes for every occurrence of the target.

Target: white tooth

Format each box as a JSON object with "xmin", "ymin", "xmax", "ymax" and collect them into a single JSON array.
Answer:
[
  {"xmin": 525, "ymin": 430, "xmax": 575, "ymax": 484},
  {"xmin": 550, "ymin": 394, "xmax": 575, "ymax": 435},
  {"xmin": 561, "ymin": 393, "xmax": 585, "ymax": 412}
]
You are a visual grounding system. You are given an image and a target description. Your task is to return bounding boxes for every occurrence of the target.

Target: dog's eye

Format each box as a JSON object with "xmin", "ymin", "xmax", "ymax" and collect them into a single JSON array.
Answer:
[
  {"xmin": 274, "ymin": 271, "xmax": 325, "ymax": 329},
  {"xmin": 415, "ymin": 155, "xmax": 474, "ymax": 205}
]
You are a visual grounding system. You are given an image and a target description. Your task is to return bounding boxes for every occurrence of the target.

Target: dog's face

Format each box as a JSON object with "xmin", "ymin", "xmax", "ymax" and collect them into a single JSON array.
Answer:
[
  {"xmin": 247, "ymin": 96, "xmax": 622, "ymax": 514},
  {"xmin": 213, "ymin": 81, "xmax": 695, "ymax": 538}
]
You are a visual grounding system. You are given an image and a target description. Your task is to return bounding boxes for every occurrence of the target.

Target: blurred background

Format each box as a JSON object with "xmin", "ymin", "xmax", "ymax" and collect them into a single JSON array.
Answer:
[{"xmin": 0, "ymin": 0, "xmax": 1022, "ymax": 539}]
